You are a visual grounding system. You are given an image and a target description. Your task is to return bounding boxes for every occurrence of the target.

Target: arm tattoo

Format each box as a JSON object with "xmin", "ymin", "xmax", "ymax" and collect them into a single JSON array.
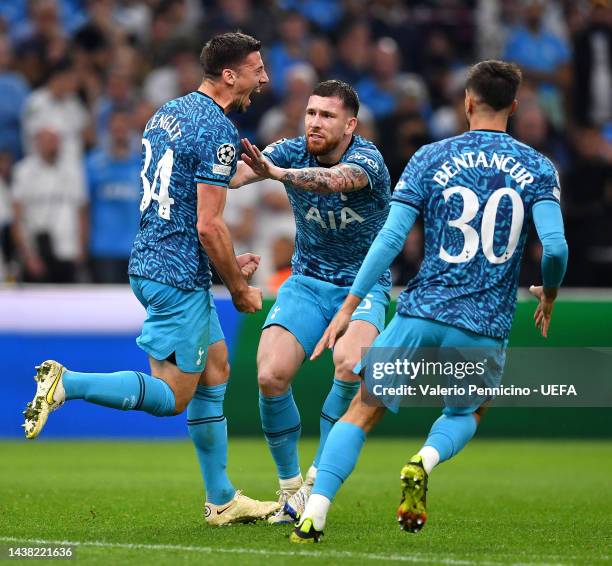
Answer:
[{"xmin": 279, "ymin": 163, "xmax": 369, "ymax": 194}]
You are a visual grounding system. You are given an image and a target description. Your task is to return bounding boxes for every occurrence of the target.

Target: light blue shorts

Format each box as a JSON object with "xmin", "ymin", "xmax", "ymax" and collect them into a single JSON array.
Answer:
[
  {"xmin": 130, "ymin": 276, "xmax": 225, "ymax": 373},
  {"xmin": 263, "ymin": 274, "xmax": 390, "ymax": 357},
  {"xmin": 356, "ymin": 314, "xmax": 507, "ymax": 415}
]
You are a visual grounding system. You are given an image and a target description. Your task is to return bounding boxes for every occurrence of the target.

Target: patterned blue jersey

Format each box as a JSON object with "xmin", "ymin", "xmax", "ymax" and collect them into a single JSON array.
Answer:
[
  {"xmin": 263, "ymin": 135, "xmax": 392, "ymax": 287},
  {"xmin": 393, "ymin": 130, "xmax": 562, "ymax": 339},
  {"xmin": 129, "ymin": 92, "xmax": 240, "ymax": 290}
]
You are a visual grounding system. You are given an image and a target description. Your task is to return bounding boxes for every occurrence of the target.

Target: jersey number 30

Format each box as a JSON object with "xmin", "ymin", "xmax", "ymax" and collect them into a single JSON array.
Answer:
[
  {"xmin": 140, "ymin": 139, "xmax": 175, "ymax": 220},
  {"xmin": 440, "ymin": 186, "xmax": 524, "ymax": 265}
]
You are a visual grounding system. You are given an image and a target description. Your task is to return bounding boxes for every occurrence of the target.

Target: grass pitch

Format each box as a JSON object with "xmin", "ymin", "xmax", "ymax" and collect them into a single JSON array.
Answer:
[{"xmin": 0, "ymin": 438, "xmax": 610, "ymax": 565}]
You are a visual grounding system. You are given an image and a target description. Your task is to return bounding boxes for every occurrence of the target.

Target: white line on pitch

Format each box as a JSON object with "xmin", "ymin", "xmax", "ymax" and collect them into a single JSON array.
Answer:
[{"xmin": 0, "ymin": 536, "xmax": 574, "ymax": 566}]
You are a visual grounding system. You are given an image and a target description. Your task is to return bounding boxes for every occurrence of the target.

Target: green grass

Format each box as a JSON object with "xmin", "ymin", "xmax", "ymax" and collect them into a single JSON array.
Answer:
[{"xmin": 1, "ymin": 438, "xmax": 611, "ymax": 565}]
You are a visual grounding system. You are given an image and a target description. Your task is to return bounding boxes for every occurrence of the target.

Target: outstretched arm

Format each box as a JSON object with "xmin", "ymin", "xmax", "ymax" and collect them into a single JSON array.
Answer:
[
  {"xmin": 311, "ymin": 202, "xmax": 420, "ymax": 358},
  {"xmin": 529, "ymin": 200, "xmax": 568, "ymax": 337},
  {"xmin": 241, "ymin": 138, "xmax": 369, "ymax": 194},
  {"xmin": 229, "ymin": 160, "xmax": 263, "ymax": 189}
]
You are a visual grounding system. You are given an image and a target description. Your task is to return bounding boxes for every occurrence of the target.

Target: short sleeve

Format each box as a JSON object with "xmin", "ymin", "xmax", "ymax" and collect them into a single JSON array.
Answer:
[
  {"xmin": 195, "ymin": 127, "xmax": 239, "ymax": 188},
  {"xmin": 391, "ymin": 146, "xmax": 429, "ymax": 212},
  {"xmin": 344, "ymin": 147, "xmax": 386, "ymax": 189},
  {"xmin": 533, "ymin": 161, "xmax": 562, "ymax": 205},
  {"xmin": 262, "ymin": 138, "xmax": 291, "ymax": 168}
]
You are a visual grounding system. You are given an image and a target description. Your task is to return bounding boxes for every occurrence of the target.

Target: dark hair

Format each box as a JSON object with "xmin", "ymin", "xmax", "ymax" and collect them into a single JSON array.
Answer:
[
  {"xmin": 200, "ymin": 32, "xmax": 261, "ymax": 78},
  {"xmin": 465, "ymin": 60, "xmax": 522, "ymax": 111},
  {"xmin": 312, "ymin": 80, "xmax": 360, "ymax": 116}
]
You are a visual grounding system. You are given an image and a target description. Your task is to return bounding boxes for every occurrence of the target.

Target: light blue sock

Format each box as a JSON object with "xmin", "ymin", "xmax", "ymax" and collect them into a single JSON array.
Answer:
[
  {"xmin": 63, "ymin": 370, "xmax": 175, "ymax": 416},
  {"xmin": 314, "ymin": 378, "xmax": 361, "ymax": 467},
  {"xmin": 424, "ymin": 413, "xmax": 478, "ymax": 462},
  {"xmin": 259, "ymin": 388, "xmax": 301, "ymax": 480},
  {"xmin": 312, "ymin": 421, "xmax": 366, "ymax": 501},
  {"xmin": 187, "ymin": 383, "xmax": 235, "ymax": 505}
]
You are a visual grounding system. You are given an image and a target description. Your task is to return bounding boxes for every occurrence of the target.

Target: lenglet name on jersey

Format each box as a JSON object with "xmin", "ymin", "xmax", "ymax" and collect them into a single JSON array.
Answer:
[
  {"xmin": 144, "ymin": 113, "xmax": 182, "ymax": 141},
  {"xmin": 433, "ymin": 152, "xmax": 534, "ymax": 189}
]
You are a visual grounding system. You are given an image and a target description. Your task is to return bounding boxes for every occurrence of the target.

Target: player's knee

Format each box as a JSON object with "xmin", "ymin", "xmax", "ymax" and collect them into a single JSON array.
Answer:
[
  {"xmin": 332, "ymin": 351, "xmax": 360, "ymax": 382},
  {"xmin": 257, "ymin": 367, "xmax": 290, "ymax": 396}
]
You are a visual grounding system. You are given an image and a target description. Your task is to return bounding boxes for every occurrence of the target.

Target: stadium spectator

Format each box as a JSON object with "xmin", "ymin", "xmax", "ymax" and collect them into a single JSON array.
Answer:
[
  {"xmin": 266, "ymin": 234, "xmax": 294, "ymax": 294},
  {"xmin": 572, "ymin": 0, "xmax": 612, "ymax": 127},
  {"xmin": 257, "ymin": 63, "xmax": 316, "ymax": 144},
  {"xmin": 21, "ymin": 58, "xmax": 92, "ymax": 163},
  {"xmin": 511, "ymin": 101, "xmax": 570, "ymax": 172},
  {"xmin": 249, "ymin": 178, "xmax": 295, "ymax": 288},
  {"xmin": 332, "ymin": 20, "xmax": 371, "ymax": 85},
  {"xmin": 281, "ymin": 0, "xmax": 343, "ymax": 32},
  {"xmin": 11, "ymin": 126, "xmax": 88, "ymax": 283},
  {"xmin": 355, "ymin": 37, "xmax": 402, "ymax": 119},
  {"xmin": 0, "ymin": 151, "xmax": 13, "ymax": 281},
  {"xmin": 267, "ymin": 10, "xmax": 310, "ymax": 96},
  {"xmin": 86, "ymin": 108, "xmax": 140, "ymax": 284},
  {"xmin": 0, "ymin": 34, "xmax": 30, "ymax": 160},
  {"xmin": 143, "ymin": 42, "xmax": 200, "ymax": 108},
  {"xmin": 307, "ymin": 35, "xmax": 335, "ymax": 82},
  {"xmin": 13, "ymin": 0, "xmax": 69, "ymax": 87},
  {"xmin": 502, "ymin": 0, "xmax": 571, "ymax": 129}
]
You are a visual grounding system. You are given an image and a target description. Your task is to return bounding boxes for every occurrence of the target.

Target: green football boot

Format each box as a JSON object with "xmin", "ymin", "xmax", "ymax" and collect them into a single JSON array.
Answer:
[
  {"xmin": 289, "ymin": 518, "xmax": 323, "ymax": 544},
  {"xmin": 397, "ymin": 454, "xmax": 428, "ymax": 533}
]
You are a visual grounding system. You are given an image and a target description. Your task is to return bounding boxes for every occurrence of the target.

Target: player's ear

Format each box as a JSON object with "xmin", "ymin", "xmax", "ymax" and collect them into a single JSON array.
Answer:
[
  {"xmin": 221, "ymin": 68, "xmax": 236, "ymax": 86},
  {"xmin": 346, "ymin": 116, "xmax": 357, "ymax": 135},
  {"xmin": 508, "ymin": 99, "xmax": 519, "ymax": 117},
  {"xmin": 464, "ymin": 89, "xmax": 473, "ymax": 116}
]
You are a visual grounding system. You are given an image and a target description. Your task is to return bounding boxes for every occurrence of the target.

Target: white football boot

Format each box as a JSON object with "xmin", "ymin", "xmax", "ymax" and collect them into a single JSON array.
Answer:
[
  {"xmin": 268, "ymin": 475, "xmax": 303, "ymax": 524},
  {"xmin": 23, "ymin": 361, "xmax": 66, "ymax": 439},
  {"xmin": 205, "ymin": 490, "xmax": 280, "ymax": 526},
  {"xmin": 284, "ymin": 466, "xmax": 316, "ymax": 521}
]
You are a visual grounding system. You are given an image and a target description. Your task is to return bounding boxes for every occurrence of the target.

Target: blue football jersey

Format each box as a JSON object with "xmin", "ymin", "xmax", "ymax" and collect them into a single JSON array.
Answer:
[
  {"xmin": 129, "ymin": 92, "xmax": 240, "ymax": 290},
  {"xmin": 393, "ymin": 130, "xmax": 562, "ymax": 339},
  {"xmin": 263, "ymin": 135, "xmax": 392, "ymax": 287}
]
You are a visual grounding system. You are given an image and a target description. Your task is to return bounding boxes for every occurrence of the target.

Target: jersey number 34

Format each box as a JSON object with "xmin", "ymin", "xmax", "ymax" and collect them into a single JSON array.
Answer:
[
  {"xmin": 140, "ymin": 139, "xmax": 175, "ymax": 220},
  {"xmin": 440, "ymin": 186, "xmax": 524, "ymax": 265}
]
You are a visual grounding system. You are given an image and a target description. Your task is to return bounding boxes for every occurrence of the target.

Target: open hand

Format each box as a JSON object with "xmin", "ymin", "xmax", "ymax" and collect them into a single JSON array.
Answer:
[
  {"xmin": 311, "ymin": 309, "xmax": 352, "ymax": 360},
  {"xmin": 529, "ymin": 285, "xmax": 556, "ymax": 338},
  {"xmin": 241, "ymin": 138, "xmax": 281, "ymax": 180}
]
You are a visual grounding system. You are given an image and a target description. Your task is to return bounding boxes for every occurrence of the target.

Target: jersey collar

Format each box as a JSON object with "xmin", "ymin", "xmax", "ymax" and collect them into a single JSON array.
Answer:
[{"xmin": 194, "ymin": 90, "xmax": 225, "ymax": 113}]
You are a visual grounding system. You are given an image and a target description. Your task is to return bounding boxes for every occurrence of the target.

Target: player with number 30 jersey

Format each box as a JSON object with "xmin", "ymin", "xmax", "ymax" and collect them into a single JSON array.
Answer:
[{"xmin": 293, "ymin": 60, "xmax": 569, "ymax": 544}]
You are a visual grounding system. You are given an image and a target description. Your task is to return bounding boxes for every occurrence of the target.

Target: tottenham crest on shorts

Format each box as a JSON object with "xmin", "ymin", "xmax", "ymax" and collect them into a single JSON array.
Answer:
[{"xmin": 217, "ymin": 143, "xmax": 236, "ymax": 165}]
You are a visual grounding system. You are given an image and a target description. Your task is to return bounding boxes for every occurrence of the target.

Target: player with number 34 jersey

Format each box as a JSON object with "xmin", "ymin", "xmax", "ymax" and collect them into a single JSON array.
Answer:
[{"xmin": 23, "ymin": 33, "xmax": 279, "ymax": 527}]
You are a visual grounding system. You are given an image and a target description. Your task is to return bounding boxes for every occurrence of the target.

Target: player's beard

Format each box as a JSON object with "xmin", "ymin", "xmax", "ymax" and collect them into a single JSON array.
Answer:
[{"xmin": 306, "ymin": 133, "xmax": 341, "ymax": 156}]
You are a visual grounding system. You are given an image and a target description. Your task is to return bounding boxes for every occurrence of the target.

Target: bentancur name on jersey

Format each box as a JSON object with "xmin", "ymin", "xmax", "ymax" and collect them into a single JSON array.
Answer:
[{"xmin": 431, "ymin": 150, "xmax": 535, "ymax": 189}]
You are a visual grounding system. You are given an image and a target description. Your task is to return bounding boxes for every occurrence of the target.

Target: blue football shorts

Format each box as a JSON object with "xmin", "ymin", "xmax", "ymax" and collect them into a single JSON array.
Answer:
[
  {"xmin": 356, "ymin": 313, "xmax": 507, "ymax": 415},
  {"xmin": 130, "ymin": 276, "xmax": 225, "ymax": 373},
  {"xmin": 263, "ymin": 273, "xmax": 390, "ymax": 357}
]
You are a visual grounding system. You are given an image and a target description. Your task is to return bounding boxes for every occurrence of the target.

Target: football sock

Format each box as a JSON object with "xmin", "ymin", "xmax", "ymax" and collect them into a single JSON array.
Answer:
[
  {"xmin": 187, "ymin": 383, "xmax": 236, "ymax": 505},
  {"xmin": 301, "ymin": 493, "xmax": 330, "ymax": 531},
  {"xmin": 313, "ymin": 378, "xmax": 361, "ymax": 467},
  {"xmin": 63, "ymin": 369, "xmax": 175, "ymax": 416},
  {"xmin": 312, "ymin": 421, "xmax": 366, "ymax": 501},
  {"xmin": 259, "ymin": 387, "xmax": 301, "ymax": 480},
  {"xmin": 279, "ymin": 474, "xmax": 302, "ymax": 492},
  {"xmin": 417, "ymin": 445, "xmax": 440, "ymax": 474},
  {"xmin": 423, "ymin": 413, "xmax": 478, "ymax": 464}
]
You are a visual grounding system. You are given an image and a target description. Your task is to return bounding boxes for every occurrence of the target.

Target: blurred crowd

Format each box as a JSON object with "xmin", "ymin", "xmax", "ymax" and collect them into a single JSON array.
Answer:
[{"xmin": 0, "ymin": 0, "xmax": 610, "ymax": 292}]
